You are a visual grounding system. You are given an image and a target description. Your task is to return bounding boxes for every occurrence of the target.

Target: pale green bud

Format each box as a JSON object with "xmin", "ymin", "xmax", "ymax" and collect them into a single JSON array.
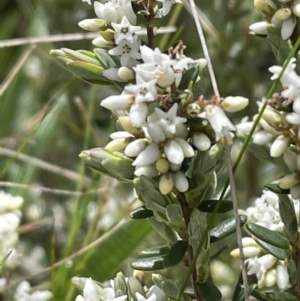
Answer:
[
  {"xmin": 254, "ymin": 0, "xmax": 276, "ymax": 17},
  {"xmin": 293, "ymin": 4, "xmax": 300, "ymax": 17},
  {"xmin": 118, "ymin": 67, "xmax": 134, "ymax": 82},
  {"xmin": 279, "ymin": 173, "xmax": 299, "ymax": 189},
  {"xmin": 99, "ymin": 29, "xmax": 115, "ymax": 42},
  {"xmin": 262, "ymin": 108, "xmax": 283, "ymax": 129},
  {"xmin": 105, "ymin": 138, "xmax": 131, "ymax": 152},
  {"xmin": 195, "ymin": 58, "xmax": 207, "ymax": 70},
  {"xmin": 274, "ymin": 8, "xmax": 291, "ymax": 21},
  {"xmin": 265, "ymin": 268, "xmax": 276, "ymax": 287},
  {"xmin": 159, "ymin": 173, "xmax": 174, "ymax": 195},
  {"xmin": 78, "ymin": 18, "xmax": 107, "ymax": 31},
  {"xmin": 156, "ymin": 158, "xmax": 170, "ymax": 173},
  {"xmin": 118, "ymin": 116, "xmax": 143, "ymax": 137}
]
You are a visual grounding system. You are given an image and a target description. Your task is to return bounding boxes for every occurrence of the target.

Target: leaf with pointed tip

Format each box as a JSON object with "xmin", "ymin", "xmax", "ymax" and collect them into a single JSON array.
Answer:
[
  {"xmin": 102, "ymin": 157, "xmax": 135, "ymax": 181},
  {"xmin": 178, "ymin": 65, "xmax": 199, "ymax": 90},
  {"xmin": 130, "ymin": 256, "xmax": 165, "ymax": 271},
  {"xmin": 278, "ymin": 194, "xmax": 299, "ymax": 244},
  {"xmin": 94, "ymin": 48, "xmax": 117, "ymax": 68},
  {"xmin": 265, "ymin": 292, "xmax": 297, "ymax": 301},
  {"xmin": 196, "ymin": 282, "xmax": 222, "ymax": 301},
  {"xmin": 161, "ymin": 280, "xmax": 179, "ymax": 299},
  {"xmin": 138, "ymin": 245, "xmax": 170, "ymax": 258},
  {"xmin": 254, "ymin": 238, "xmax": 287, "ymax": 260},
  {"xmin": 247, "ymin": 223, "xmax": 290, "ymax": 249},
  {"xmin": 130, "ymin": 205, "xmax": 154, "ymax": 219},
  {"xmin": 210, "ymin": 215, "xmax": 247, "ymax": 243},
  {"xmin": 163, "ymin": 240, "xmax": 188, "ymax": 267}
]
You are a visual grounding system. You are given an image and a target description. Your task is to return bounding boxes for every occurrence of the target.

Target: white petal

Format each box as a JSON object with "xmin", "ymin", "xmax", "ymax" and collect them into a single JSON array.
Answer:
[
  {"xmin": 133, "ymin": 143, "xmax": 160, "ymax": 166},
  {"xmin": 83, "ymin": 278, "xmax": 99, "ymax": 301},
  {"xmin": 281, "ymin": 17, "xmax": 296, "ymax": 40},
  {"xmin": 164, "ymin": 140, "xmax": 184, "ymax": 164}
]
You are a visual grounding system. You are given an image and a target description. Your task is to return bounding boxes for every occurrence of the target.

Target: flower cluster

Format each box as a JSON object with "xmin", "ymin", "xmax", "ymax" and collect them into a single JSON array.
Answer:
[
  {"xmin": 14, "ymin": 281, "xmax": 52, "ymax": 301},
  {"xmin": 237, "ymin": 58, "xmax": 300, "ymax": 198},
  {"xmin": 0, "ymin": 191, "xmax": 23, "ymax": 269},
  {"xmin": 73, "ymin": 273, "xmax": 167, "ymax": 301},
  {"xmin": 250, "ymin": 0, "xmax": 300, "ymax": 40},
  {"xmin": 231, "ymin": 190, "xmax": 299, "ymax": 290}
]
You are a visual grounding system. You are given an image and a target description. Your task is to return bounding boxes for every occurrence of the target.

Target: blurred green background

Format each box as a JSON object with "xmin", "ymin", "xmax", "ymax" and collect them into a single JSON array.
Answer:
[{"xmin": 0, "ymin": 0, "xmax": 285, "ymax": 300}]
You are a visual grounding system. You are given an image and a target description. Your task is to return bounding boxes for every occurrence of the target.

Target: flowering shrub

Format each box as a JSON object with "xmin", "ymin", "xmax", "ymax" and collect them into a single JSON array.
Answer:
[{"xmin": 2, "ymin": 0, "xmax": 300, "ymax": 300}]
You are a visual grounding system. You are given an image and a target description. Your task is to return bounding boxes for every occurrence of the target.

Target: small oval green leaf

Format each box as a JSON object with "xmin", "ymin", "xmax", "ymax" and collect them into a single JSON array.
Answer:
[
  {"xmin": 210, "ymin": 215, "xmax": 247, "ymax": 243},
  {"xmin": 130, "ymin": 256, "xmax": 165, "ymax": 271},
  {"xmin": 196, "ymin": 282, "xmax": 222, "ymax": 301},
  {"xmin": 130, "ymin": 206, "xmax": 153, "ymax": 219},
  {"xmin": 254, "ymin": 238, "xmax": 287, "ymax": 260},
  {"xmin": 247, "ymin": 223, "xmax": 290, "ymax": 249},
  {"xmin": 163, "ymin": 240, "xmax": 188, "ymax": 267},
  {"xmin": 198, "ymin": 200, "xmax": 233, "ymax": 213},
  {"xmin": 138, "ymin": 245, "xmax": 170, "ymax": 258}
]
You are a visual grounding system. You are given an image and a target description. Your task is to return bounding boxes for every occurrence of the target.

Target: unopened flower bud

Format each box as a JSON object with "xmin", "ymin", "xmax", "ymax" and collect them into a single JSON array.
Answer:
[
  {"xmin": 279, "ymin": 173, "xmax": 299, "ymax": 189},
  {"xmin": 173, "ymin": 171, "xmax": 188, "ymax": 192},
  {"xmin": 118, "ymin": 116, "xmax": 143, "ymax": 137},
  {"xmin": 254, "ymin": 0, "xmax": 276, "ymax": 17},
  {"xmin": 270, "ymin": 135, "xmax": 290, "ymax": 157},
  {"xmin": 192, "ymin": 132, "xmax": 211, "ymax": 151},
  {"xmin": 118, "ymin": 67, "xmax": 134, "ymax": 82},
  {"xmin": 265, "ymin": 268, "xmax": 276, "ymax": 287},
  {"xmin": 276, "ymin": 263, "xmax": 289, "ymax": 290},
  {"xmin": 186, "ymin": 103, "xmax": 201, "ymax": 117},
  {"xmin": 293, "ymin": 4, "xmax": 300, "ymax": 17},
  {"xmin": 159, "ymin": 173, "xmax": 174, "ymax": 195},
  {"xmin": 195, "ymin": 58, "xmax": 207, "ymax": 70},
  {"xmin": 156, "ymin": 158, "xmax": 170, "ymax": 173},
  {"xmin": 99, "ymin": 29, "xmax": 115, "ymax": 42},
  {"xmin": 261, "ymin": 109, "xmax": 283, "ymax": 129},
  {"xmin": 221, "ymin": 96, "xmax": 249, "ymax": 112},
  {"xmin": 105, "ymin": 138, "xmax": 131, "ymax": 152},
  {"xmin": 274, "ymin": 8, "xmax": 291, "ymax": 21},
  {"xmin": 134, "ymin": 166, "xmax": 158, "ymax": 177},
  {"xmin": 125, "ymin": 139, "xmax": 149, "ymax": 157},
  {"xmin": 78, "ymin": 18, "xmax": 107, "ymax": 31},
  {"xmin": 92, "ymin": 36, "xmax": 113, "ymax": 48},
  {"xmin": 249, "ymin": 21, "xmax": 269, "ymax": 35}
]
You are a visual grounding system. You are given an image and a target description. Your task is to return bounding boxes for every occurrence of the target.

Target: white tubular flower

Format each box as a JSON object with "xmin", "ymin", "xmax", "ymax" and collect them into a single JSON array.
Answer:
[
  {"xmin": 221, "ymin": 96, "xmax": 249, "ymax": 112},
  {"xmin": 125, "ymin": 78, "xmax": 157, "ymax": 104},
  {"xmin": 111, "ymin": 16, "xmax": 141, "ymax": 44},
  {"xmin": 136, "ymin": 46, "xmax": 175, "ymax": 87},
  {"xmin": 101, "ymin": 94, "xmax": 133, "ymax": 111},
  {"xmin": 94, "ymin": 1, "xmax": 119, "ymax": 23},
  {"xmin": 154, "ymin": 104, "xmax": 187, "ymax": 135},
  {"xmin": 92, "ymin": 36, "xmax": 114, "ymax": 48},
  {"xmin": 109, "ymin": 39, "xmax": 141, "ymax": 66},
  {"xmin": 156, "ymin": 0, "xmax": 181, "ymax": 16},
  {"xmin": 203, "ymin": 105, "xmax": 236, "ymax": 141},
  {"xmin": 192, "ymin": 132, "xmax": 211, "ymax": 151}
]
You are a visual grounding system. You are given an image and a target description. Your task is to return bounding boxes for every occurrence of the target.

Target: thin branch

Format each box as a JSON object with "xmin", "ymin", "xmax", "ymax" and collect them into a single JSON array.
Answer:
[
  {"xmin": 0, "ymin": 45, "xmax": 35, "ymax": 97},
  {"xmin": 0, "ymin": 147, "xmax": 91, "ymax": 186},
  {"xmin": 187, "ymin": 0, "xmax": 220, "ymax": 97},
  {"xmin": 0, "ymin": 181, "xmax": 103, "ymax": 196},
  {"xmin": 0, "ymin": 27, "xmax": 176, "ymax": 49},
  {"xmin": 224, "ymin": 137, "xmax": 250, "ymax": 301}
]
